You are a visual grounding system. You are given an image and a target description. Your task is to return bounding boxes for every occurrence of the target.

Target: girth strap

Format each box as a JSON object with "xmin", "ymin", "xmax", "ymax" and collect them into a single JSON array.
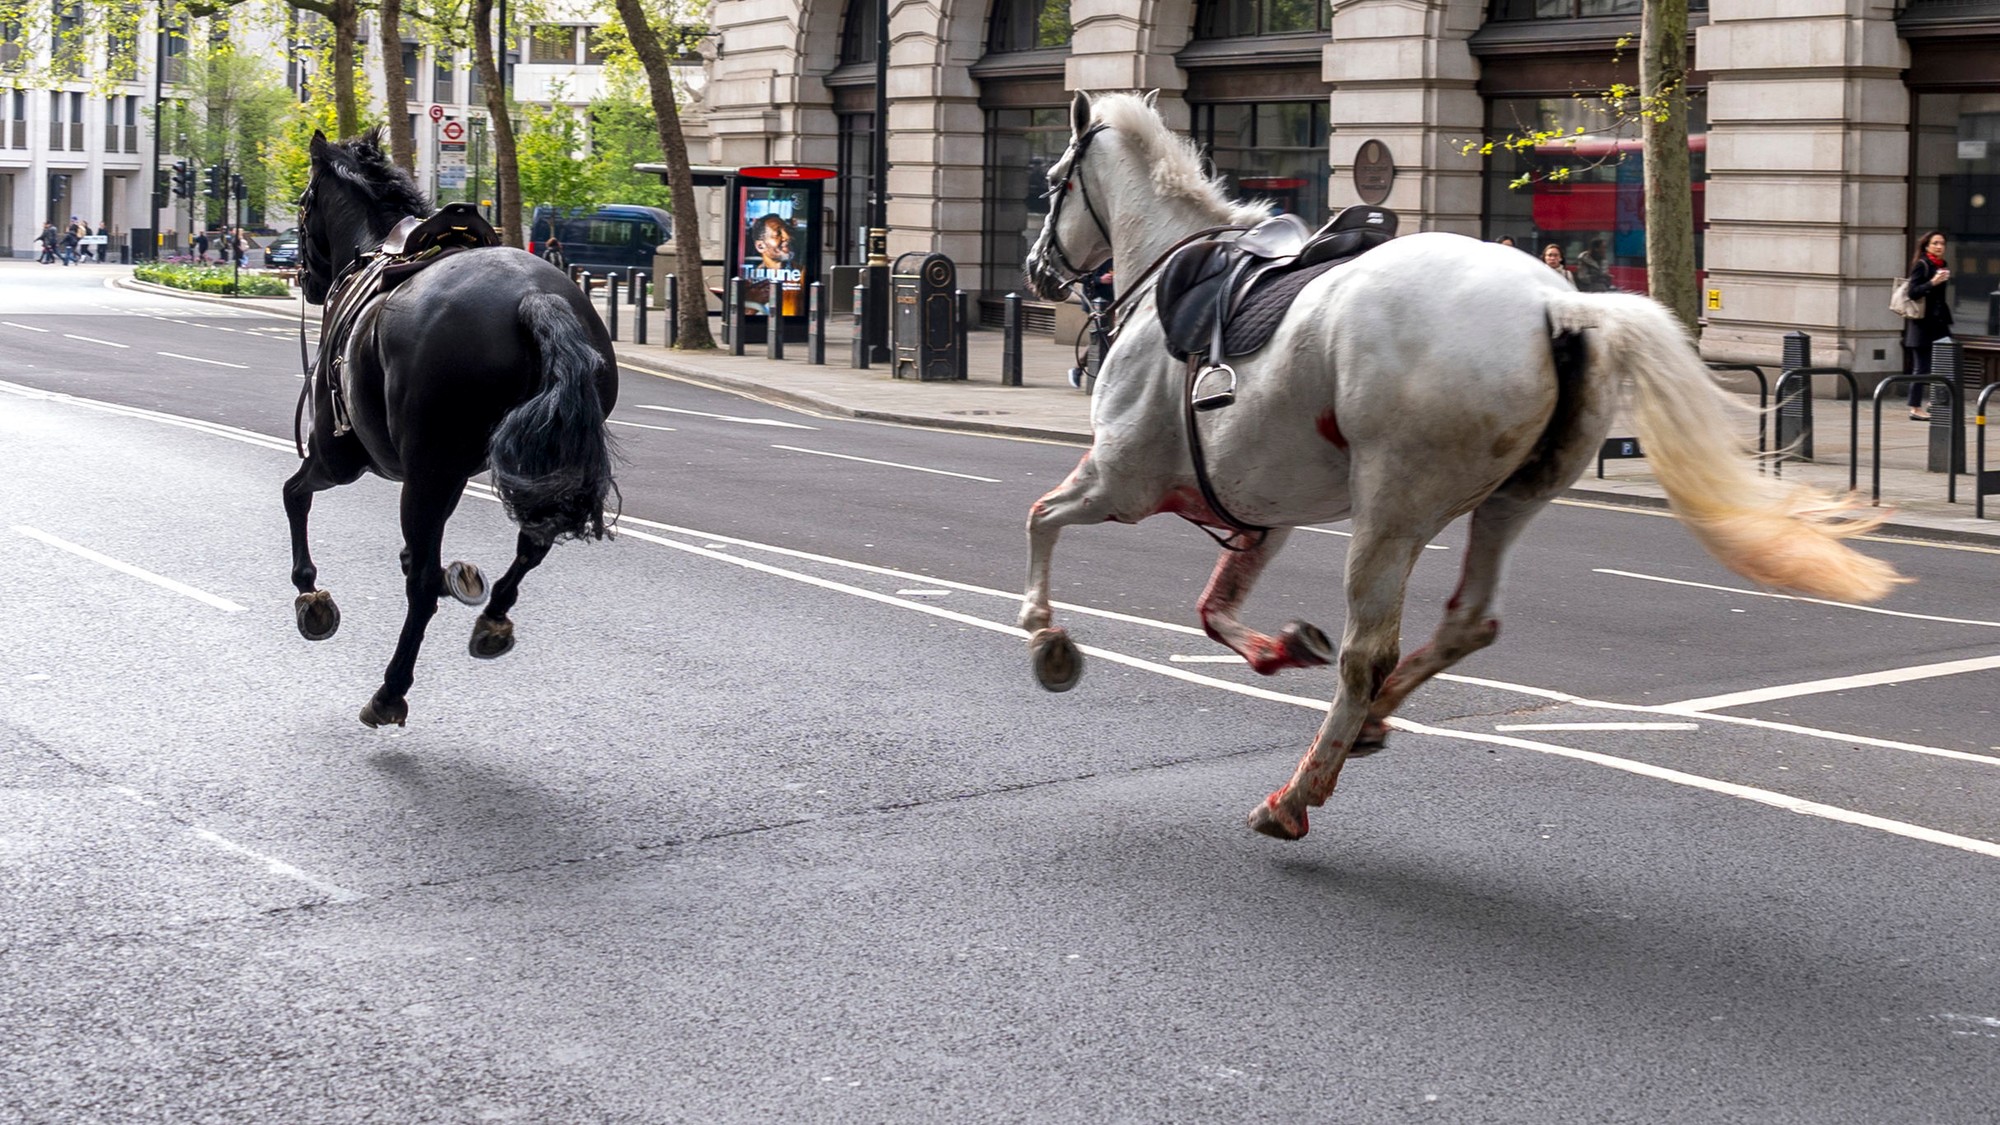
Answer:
[{"xmin": 1182, "ymin": 354, "xmax": 1268, "ymax": 553}]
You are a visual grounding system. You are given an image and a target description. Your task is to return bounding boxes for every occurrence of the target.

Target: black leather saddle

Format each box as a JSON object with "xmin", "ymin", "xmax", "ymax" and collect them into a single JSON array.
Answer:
[{"xmin": 1157, "ymin": 206, "xmax": 1398, "ymax": 372}]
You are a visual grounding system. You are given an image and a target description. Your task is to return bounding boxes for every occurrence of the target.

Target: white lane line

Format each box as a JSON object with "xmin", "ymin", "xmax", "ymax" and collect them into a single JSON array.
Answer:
[
  {"xmin": 1171, "ymin": 654, "xmax": 1246, "ymax": 664},
  {"xmin": 12, "ymin": 525, "xmax": 246, "ymax": 612},
  {"xmin": 63, "ymin": 333, "xmax": 131, "ymax": 349},
  {"xmin": 0, "ymin": 379, "xmax": 293, "ymax": 453},
  {"xmin": 2, "ymin": 321, "xmax": 49, "ymax": 332},
  {"xmin": 770, "ymin": 444, "xmax": 1002, "ymax": 483},
  {"xmin": 633, "ymin": 404, "xmax": 817, "ymax": 429},
  {"xmin": 1495, "ymin": 722, "xmax": 1700, "ymax": 732},
  {"xmin": 1595, "ymin": 568, "xmax": 2000, "ymax": 629},
  {"xmin": 157, "ymin": 351, "xmax": 250, "ymax": 369},
  {"xmin": 599, "ymin": 521, "xmax": 2000, "ymax": 864},
  {"xmin": 113, "ymin": 785, "xmax": 364, "ymax": 904},
  {"xmin": 896, "ymin": 588, "xmax": 951, "ymax": 597},
  {"xmin": 1663, "ymin": 654, "xmax": 2000, "ymax": 714},
  {"xmin": 1295, "ymin": 525, "xmax": 1451, "ymax": 551},
  {"xmin": 608, "ymin": 419, "xmax": 678, "ymax": 433}
]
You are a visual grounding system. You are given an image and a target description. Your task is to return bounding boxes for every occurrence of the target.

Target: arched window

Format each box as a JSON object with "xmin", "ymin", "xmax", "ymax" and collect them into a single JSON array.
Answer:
[
  {"xmin": 1193, "ymin": 0, "xmax": 1327, "ymax": 40},
  {"xmin": 840, "ymin": 0, "xmax": 879, "ymax": 66},
  {"xmin": 987, "ymin": 0, "xmax": 1071, "ymax": 53}
]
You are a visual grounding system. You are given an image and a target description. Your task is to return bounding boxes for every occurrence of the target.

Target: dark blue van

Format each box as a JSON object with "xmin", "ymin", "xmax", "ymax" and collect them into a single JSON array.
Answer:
[{"xmin": 529, "ymin": 204, "xmax": 671, "ymax": 277}]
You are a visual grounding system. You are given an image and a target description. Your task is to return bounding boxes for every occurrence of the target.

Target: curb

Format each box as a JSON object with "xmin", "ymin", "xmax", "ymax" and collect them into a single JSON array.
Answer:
[{"xmin": 113, "ymin": 274, "xmax": 301, "ymax": 319}]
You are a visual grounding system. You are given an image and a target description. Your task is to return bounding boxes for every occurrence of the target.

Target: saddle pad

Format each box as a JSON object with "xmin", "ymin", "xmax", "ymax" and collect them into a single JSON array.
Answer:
[{"xmin": 1217, "ymin": 258, "xmax": 1341, "ymax": 358}]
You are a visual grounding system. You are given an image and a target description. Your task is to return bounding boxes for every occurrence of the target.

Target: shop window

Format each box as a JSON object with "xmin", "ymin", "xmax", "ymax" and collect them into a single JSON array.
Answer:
[
  {"xmin": 1193, "ymin": 0, "xmax": 1327, "ymax": 40},
  {"xmin": 983, "ymin": 106, "xmax": 1073, "ymax": 292},
  {"xmin": 840, "ymin": 0, "xmax": 879, "ymax": 66},
  {"xmin": 1488, "ymin": 0, "xmax": 1701, "ymax": 17},
  {"xmin": 988, "ymin": 0, "xmax": 1072, "ymax": 53},
  {"xmin": 1912, "ymin": 93, "xmax": 2000, "ymax": 333},
  {"xmin": 531, "ymin": 25, "xmax": 574, "ymax": 64},
  {"xmin": 1482, "ymin": 93, "xmax": 1707, "ymax": 294},
  {"xmin": 1189, "ymin": 100, "xmax": 1329, "ymax": 223}
]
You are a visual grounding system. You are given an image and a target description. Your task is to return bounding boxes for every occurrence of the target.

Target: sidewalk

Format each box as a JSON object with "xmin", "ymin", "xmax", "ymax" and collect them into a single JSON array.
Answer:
[{"xmin": 115, "ymin": 273, "xmax": 2000, "ymax": 545}]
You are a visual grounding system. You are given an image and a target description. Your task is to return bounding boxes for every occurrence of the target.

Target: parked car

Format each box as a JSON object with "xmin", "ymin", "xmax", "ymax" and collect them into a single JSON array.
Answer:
[
  {"xmin": 528, "ymin": 205, "xmax": 671, "ymax": 279},
  {"xmin": 263, "ymin": 228, "xmax": 301, "ymax": 269}
]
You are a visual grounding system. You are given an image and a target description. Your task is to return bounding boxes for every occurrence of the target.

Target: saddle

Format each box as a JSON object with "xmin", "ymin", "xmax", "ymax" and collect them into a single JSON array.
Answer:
[
  {"xmin": 312, "ymin": 204, "xmax": 500, "ymax": 436},
  {"xmin": 1156, "ymin": 206, "xmax": 1398, "ymax": 408}
]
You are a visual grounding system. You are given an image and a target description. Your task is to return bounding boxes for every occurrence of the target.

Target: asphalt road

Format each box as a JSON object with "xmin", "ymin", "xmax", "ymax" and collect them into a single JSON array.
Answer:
[{"xmin": 4, "ymin": 261, "xmax": 2000, "ymax": 1123}]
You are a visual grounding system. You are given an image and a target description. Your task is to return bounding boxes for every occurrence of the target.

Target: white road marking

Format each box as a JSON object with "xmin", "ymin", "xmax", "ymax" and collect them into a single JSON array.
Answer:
[
  {"xmin": 2, "ymin": 321, "xmax": 49, "ymax": 332},
  {"xmin": 1663, "ymin": 655, "xmax": 2000, "ymax": 714},
  {"xmin": 633, "ymin": 404, "xmax": 817, "ymax": 429},
  {"xmin": 62, "ymin": 333, "xmax": 130, "ymax": 348},
  {"xmin": 1495, "ymin": 722, "xmax": 1700, "ymax": 732},
  {"xmin": 895, "ymin": 588, "xmax": 951, "ymax": 597},
  {"xmin": 1295, "ymin": 525, "xmax": 1450, "ymax": 551},
  {"xmin": 12, "ymin": 525, "xmax": 246, "ymax": 612},
  {"xmin": 0, "ymin": 379, "xmax": 292, "ymax": 453},
  {"xmin": 770, "ymin": 444, "xmax": 1002, "ymax": 483},
  {"xmin": 1595, "ymin": 568, "xmax": 2000, "ymax": 629},
  {"xmin": 113, "ymin": 785, "xmax": 363, "ymax": 904},
  {"xmin": 608, "ymin": 419, "xmax": 678, "ymax": 433},
  {"xmin": 1171, "ymin": 654, "xmax": 1247, "ymax": 664},
  {"xmin": 157, "ymin": 351, "xmax": 250, "ymax": 369}
]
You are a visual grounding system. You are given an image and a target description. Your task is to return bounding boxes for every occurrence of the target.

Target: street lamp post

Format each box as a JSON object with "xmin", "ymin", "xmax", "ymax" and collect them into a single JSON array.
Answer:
[
  {"xmin": 146, "ymin": 1, "xmax": 167, "ymax": 260},
  {"xmin": 864, "ymin": 0, "xmax": 890, "ymax": 362}
]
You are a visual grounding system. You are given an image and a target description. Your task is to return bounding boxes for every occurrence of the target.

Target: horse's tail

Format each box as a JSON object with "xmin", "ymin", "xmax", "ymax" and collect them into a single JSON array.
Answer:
[
  {"xmin": 1549, "ymin": 291, "xmax": 1904, "ymax": 603},
  {"xmin": 488, "ymin": 292, "xmax": 617, "ymax": 542}
]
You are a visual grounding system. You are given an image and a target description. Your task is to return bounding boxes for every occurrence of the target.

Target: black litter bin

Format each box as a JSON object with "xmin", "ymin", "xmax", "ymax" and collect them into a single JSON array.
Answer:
[{"xmin": 891, "ymin": 251, "xmax": 961, "ymax": 381}]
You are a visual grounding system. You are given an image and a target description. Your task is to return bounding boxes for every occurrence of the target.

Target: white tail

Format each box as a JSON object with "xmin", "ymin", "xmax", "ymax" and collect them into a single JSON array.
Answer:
[{"xmin": 1551, "ymin": 292, "xmax": 1906, "ymax": 604}]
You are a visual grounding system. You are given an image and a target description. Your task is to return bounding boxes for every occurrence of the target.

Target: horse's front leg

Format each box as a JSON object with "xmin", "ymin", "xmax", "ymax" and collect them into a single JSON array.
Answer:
[
  {"xmin": 467, "ymin": 530, "xmax": 554, "ymax": 660},
  {"xmin": 360, "ymin": 475, "xmax": 466, "ymax": 728},
  {"xmin": 283, "ymin": 452, "xmax": 363, "ymax": 642},
  {"xmin": 1021, "ymin": 450, "xmax": 1156, "ymax": 692},
  {"xmin": 1195, "ymin": 527, "xmax": 1333, "ymax": 675}
]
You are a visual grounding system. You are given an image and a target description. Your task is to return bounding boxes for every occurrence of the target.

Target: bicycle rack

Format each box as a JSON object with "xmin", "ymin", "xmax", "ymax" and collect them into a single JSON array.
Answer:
[
  {"xmin": 1705, "ymin": 363, "xmax": 1770, "ymax": 469},
  {"xmin": 1869, "ymin": 375, "xmax": 1961, "ymax": 505},
  {"xmin": 1771, "ymin": 366, "xmax": 1858, "ymax": 492},
  {"xmin": 1977, "ymin": 382, "xmax": 2000, "ymax": 519}
]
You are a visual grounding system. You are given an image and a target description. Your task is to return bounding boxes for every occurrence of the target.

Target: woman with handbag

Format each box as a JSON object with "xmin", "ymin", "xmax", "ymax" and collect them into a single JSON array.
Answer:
[{"xmin": 1902, "ymin": 230, "xmax": 1953, "ymax": 421}]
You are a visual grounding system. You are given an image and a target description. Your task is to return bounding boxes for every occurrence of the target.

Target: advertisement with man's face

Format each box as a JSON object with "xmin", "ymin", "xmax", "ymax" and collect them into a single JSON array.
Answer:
[{"xmin": 739, "ymin": 187, "xmax": 810, "ymax": 316}]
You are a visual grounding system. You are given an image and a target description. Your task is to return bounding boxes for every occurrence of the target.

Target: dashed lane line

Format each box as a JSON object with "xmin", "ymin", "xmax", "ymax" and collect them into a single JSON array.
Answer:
[
  {"xmin": 157, "ymin": 352, "xmax": 250, "ymax": 369},
  {"xmin": 12, "ymin": 524, "xmax": 246, "ymax": 612},
  {"xmin": 1596, "ymin": 567, "xmax": 2000, "ymax": 629},
  {"xmin": 770, "ymin": 444, "xmax": 1002, "ymax": 483}
]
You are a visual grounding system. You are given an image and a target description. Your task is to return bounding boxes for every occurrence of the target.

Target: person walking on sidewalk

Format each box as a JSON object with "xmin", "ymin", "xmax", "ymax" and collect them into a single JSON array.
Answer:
[
  {"xmin": 37, "ymin": 222, "xmax": 57, "ymax": 264},
  {"xmin": 58, "ymin": 224, "xmax": 78, "ymax": 266},
  {"xmin": 1903, "ymin": 229, "xmax": 1953, "ymax": 422},
  {"xmin": 1541, "ymin": 242, "xmax": 1576, "ymax": 289}
]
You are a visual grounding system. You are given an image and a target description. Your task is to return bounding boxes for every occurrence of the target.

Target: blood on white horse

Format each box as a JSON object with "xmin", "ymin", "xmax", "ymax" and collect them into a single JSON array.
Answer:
[{"xmin": 1017, "ymin": 90, "xmax": 1904, "ymax": 842}]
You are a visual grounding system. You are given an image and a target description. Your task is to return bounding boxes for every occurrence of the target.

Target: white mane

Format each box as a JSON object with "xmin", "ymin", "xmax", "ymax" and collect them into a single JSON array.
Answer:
[{"xmin": 1089, "ymin": 93, "xmax": 1269, "ymax": 227}]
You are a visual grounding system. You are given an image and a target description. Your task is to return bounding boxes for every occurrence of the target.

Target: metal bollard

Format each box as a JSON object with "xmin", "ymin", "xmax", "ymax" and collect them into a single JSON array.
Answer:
[
  {"xmin": 604, "ymin": 271, "xmax": 620, "ymax": 341},
  {"xmin": 1929, "ymin": 336, "xmax": 1966, "ymax": 475},
  {"xmin": 767, "ymin": 280, "xmax": 786, "ymax": 360},
  {"xmin": 664, "ymin": 274, "xmax": 678, "ymax": 349},
  {"xmin": 570, "ymin": 265, "xmax": 582, "ymax": 286},
  {"xmin": 577, "ymin": 270, "xmax": 592, "ymax": 300},
  {"xmin": 955, "ymin": 288, "xmax": 968, "ymax": 382},
  {"xmin": 628, "ymin": 270, "xmax": 642, "ymax": 305},
  {"xmin": 1776, "ymin": 330, "xmax": 1813, "ymax": 461},
  {"xmin": 634, "ymin": 272, "xmax": 650, "ymax": 345},
  {"xmin": 807, "ymin": 281, "xmax": 825, "ymax": 365},
  {"xmin": 1002, "ymin": 292, "xmax": 1023, "ymax": 387},
  {"xmin": 728, "ymin": 278, "xmax": 745, "ymax": 356},
  {"xmin": 851, "ymin": 283, "xmax": 869, "ymax": 369}
]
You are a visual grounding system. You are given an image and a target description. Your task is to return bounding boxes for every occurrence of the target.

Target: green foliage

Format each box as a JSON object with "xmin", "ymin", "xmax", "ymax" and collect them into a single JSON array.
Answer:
[
  {"xmin": 266, "ymin": 41, "xmax": 383, "ymax": 212},
  {"xmin": 167, "ymin": 42, "xmax": 295, "ymax": 224},
  {"xmin": 584, "ymin": 96, "xmax": 671, "ymax": 210},
  {"xmin": 516, "ymin": 96, "xmax": 603, "ymax": 211},
  {"xmin": 136, "ymin": 261, "xmax": 293, "ymax": 296}
]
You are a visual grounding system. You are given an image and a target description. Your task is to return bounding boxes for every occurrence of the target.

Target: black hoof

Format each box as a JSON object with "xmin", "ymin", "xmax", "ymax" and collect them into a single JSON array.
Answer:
[
  {"xmin": 469, "ymin": 615, "xmax": 515, "ymax": 660},
  {"xmin": 295, "ymin": 590, "xmax": 340, "ymax": 641},
  {"xmin": 444, "ymin": 561, "xmax": 488, "ymax": 607},
  {"xmin": 359, "ymin": 694, "xmax": 408, "ymax": 728},
  {"xmin": 1029, "ymin": 627, "xmax": 1083, "ymax": 692},
  {"xmin": 1279, "ymin": 620, "xmax": 1334, "ymax": 666}
]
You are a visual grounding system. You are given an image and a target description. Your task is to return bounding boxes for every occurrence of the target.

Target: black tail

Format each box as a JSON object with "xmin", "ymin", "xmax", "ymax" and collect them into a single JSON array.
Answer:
[{"xmin": 489, "ymin": 292, "xmax": 617, "ymax": 541}]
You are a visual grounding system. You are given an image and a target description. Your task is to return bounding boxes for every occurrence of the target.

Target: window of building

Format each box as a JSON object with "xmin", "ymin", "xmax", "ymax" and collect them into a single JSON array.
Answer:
[
  {"xmin": 840, "ymin": 0, "xmax": 879, "ymax": 67},
  {"xmin": 1912, "ymin": 92, "xmax": 2000, "ymax": 333},
  {"xmin": 531, "ymin": 25, "xmax": 574, "ymax": 63},
  {"xmin": 983, "ymin": 106, "xmax": 1073, "ymax": 292},
  {"xmin": 583, "ymin": 27, "xmax": 612, "ymax": 64},
  {"xmin": 1189, "ymin": 100, "xmax": 1329, "ymax": 222},
  {"xmin": 835, "ymin": 111, "xmax": 874, "ymax": 265},
  {"xmin": 1482, "ymin": 93, "xmax": 1708, "ymax": 293},
  {"xmin": 53, "ymin": 1, "xmax": 86, "ymax": 77},
  {"xmin": 1193, "ymin": 0, "xmax": 1328, "ymax": 40},
  {"xmin": 987, "ymin": 0, "xmax": 1071, "ymax": 53},
  {"xmin": 0, "ymin": 17, "xmax": 21, "ymax": 71},
  {"xmin": 470, "ymin": 56, "xmax": 487, "ymax": 104},
  {"xmin": 1488, "ymin": 0, "xmax": 1702, "ymax": 19},
  {"xmin": 433, "ymin": 51, "xmax": 456, "ymax": 103},
  {"xmin": 163, "ymin": 20, "xmax": 188, "ymax": 84},
  {"xmin": 400, "ymin": 42, "xmax": 419, "ymax": 95}
]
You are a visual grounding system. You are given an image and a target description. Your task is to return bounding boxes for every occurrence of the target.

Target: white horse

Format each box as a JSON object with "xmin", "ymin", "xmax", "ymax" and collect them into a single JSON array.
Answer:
[{"xmin": 1018, "ymin": 91, "xmax": 1904, "ymax": 842}]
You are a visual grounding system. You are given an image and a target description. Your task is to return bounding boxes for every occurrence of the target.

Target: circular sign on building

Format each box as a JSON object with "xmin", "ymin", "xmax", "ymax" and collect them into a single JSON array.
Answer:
[
  {"xmin": 441, "ymin": 120, "xmax": 466, "ymax": 143},
  {"xmin": 1352, "ymin": 139, "xmax": 1395, "ymax": 205}
]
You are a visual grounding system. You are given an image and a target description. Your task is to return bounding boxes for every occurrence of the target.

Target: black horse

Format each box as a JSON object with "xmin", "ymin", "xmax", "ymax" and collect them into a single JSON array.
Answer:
[{"xmin": 289, "ymin": 129, "xmax": 618, "ymax": 727}]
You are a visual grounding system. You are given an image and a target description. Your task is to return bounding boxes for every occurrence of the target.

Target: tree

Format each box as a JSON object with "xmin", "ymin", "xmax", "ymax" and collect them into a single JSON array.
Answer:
[
  {"xmin": 516, "ymin": 96, "xmax": 602, "ymax": 212},
  {"xmin": 379, "ymin": 0, "xmax": 414, "ymax": 172},
  {"xmin": 584, "ymin": 94, "xmax": 670, "ymax": 209},
  {"xmin": 468, "ymin": 0, "xmax": 521, "ymax": 246},
  {"xmin": 163, "ymin": 27, "xmax": 295, "ymax": 226},
  {"xmin": 608, "ymin": 0, "xmax": 712, "ymax": 349}
]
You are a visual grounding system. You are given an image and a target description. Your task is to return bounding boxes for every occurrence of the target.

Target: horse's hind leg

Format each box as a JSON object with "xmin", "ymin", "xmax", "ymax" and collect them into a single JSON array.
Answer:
[
  {"xmin": 1196, "ymin": 528, "xmax": 1334, "ymax": 674},
  {"xmin": 360, "ymin": 475, "xmax": 465, "ymax": 728},
  {"xmin": 1249, "ymin": 517, "xmax": 1432, "ymax": 840},
  {"xmin": 283, "ymin": 455, "xmax": 363, "ymax": 641},
  {"xmin": 468, "ymin": 531, "xmax": 554, "ymax": 660},
  {"xmin": 1352, "ymin": 494, "xmax": 1543, "ymax": 754}
]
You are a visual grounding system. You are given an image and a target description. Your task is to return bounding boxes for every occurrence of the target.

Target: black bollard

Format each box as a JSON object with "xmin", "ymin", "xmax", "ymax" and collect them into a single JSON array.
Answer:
[
  {"xmin": 851, "ymin": 283, "xmax": 870, "ymax": 369},
  {"xmin": 1929, "ymin": 337, "xmax": 1966, "ymax": 475},
  {"xmin": 807, "ymin": 282, "xmax": 825, "ymax": 365},
  {"xmin": 1002, "ymin": 292, "xmax": 1023, "ymax": 387},
  {"xmin": 728, "ymin": 278, "xmax": 745, "ymax": 356},
  {"xmin": 635, "ymin": 272, "xmax": 650, "ymax": 345},
  {"xmin": 577, "ymin": 270, "xmax": 592, "ymax": 300},
  {"xmin": 605, "ymin": 271, "xmax": 620, "ymax": 341},
  {"xmin": 664, "ymin": 274, "xmax": 678, "ymax": 349},
  {"xmin": 1777, "ymin": 330, "xmax": 1813, "ymax": 461},
  {"xmin": 955, "ymin": 288, "xmax": 969, "ymax": 382},
  {"xmin": 767, "ymin": 280, "xmax": 786, "ymax": 360}
]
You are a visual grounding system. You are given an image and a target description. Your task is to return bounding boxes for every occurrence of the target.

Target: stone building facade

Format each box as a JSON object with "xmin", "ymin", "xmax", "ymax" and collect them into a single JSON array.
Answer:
[{"xmin": 699, "ymin": 0, "xmax": 2000, "ymax": 377}]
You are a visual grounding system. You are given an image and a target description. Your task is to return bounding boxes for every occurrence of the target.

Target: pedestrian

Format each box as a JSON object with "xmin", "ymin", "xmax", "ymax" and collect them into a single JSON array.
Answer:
[
  {"xmin": 194, "ymin": 229, "xmax": 209, "ymax": 262},
  {"xmin": 37, "ymin": 222, "xmax": 57, "ymax": 264},
  {"xmin": 1902, "ymin": 229, "xmax": 1953, "ymax": 422},
  {"xmin": 58, "ymin": 224, "xmax": 78, "ymax": 266},
  {"xmin": 1541, "ymin": 242, "xmax": 1575, "ymax": 289},
  {"xmin": 1495, "ymin": 235, "xmax": 1516, "ymax": 248},
  {"xmin": 1574, "ymin": 237, "xmax": 1613, "ymax": 292},
  {"xmin": 540, "ymin": 234, "xmax": 567, "ymax": 272},
  {"xmin": 95, "ymin": 221, "xmax": 108, "ymax": 263}
]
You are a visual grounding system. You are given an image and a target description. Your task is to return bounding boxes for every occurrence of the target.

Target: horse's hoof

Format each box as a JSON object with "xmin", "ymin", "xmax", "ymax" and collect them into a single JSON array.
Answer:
[
  {"xmin": 444, "ymin": 560, "xmax": 489, "ymax": 606},
  {"xmin": 1247, "ymin": 793, "xmax": 1308, "ymax": 840},
  {"xmin": 1279, "ymin": 620, "xmax": 1334, "ymax": 666},
  {"xmin": 359, "ymin": 694, "xmax": 408, "ymax": 728},
  {"xmin": 1349, "ymin": 723, "xmax": 1389, "ymax": 757},
  {"xmin": 469, "ymin": 615, "xmax": 515, "ymax": 660},
  {"xmin": 294, "ymin": 590, "xmax": 340, "ymax": 641},
  {"xmin": 1029, "ymin": 627, "xmax": 1083, "ymax": 692}
]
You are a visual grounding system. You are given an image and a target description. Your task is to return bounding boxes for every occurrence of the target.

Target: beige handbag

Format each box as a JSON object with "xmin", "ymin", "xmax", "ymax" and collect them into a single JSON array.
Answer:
[{"xmin": 1890, "ymin": 277, "xmax": 1925, "ymax": 319}]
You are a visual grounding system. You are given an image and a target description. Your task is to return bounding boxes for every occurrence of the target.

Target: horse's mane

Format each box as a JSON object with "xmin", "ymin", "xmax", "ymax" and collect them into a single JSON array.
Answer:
[
  {"xmin": 1089, "ymin": 93, "xmax": 1269, "ymax": 226},
  {"xmin": 318, "ymin": 127, "xmax": 432, "ymax": 225}
]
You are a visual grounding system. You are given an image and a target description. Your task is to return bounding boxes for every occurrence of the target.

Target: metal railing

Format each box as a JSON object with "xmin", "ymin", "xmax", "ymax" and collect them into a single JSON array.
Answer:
[
  {"xmin": 1869, "ymin": 375, "xmax": 1961, "ymax": 505},
  {"xmin": 1976, "ymin": 383, "xmax": 2000, "ymax": 520},
  {"xmin": 1771, "ymin": 366, "xmax": 1858, "ymax": 491}
]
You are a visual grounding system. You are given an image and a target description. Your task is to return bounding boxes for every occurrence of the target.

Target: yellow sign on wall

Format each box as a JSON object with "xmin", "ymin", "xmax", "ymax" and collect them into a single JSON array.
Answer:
[{"xmin": 1706, "ymin": 289, "xmax": 1722, "ymax": 310}]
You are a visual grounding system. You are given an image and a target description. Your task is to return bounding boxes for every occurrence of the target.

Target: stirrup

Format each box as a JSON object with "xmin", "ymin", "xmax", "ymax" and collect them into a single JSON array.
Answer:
[{"xmin": 1191, "ymin": 362, "xmax": 1237, "ymax": 411}]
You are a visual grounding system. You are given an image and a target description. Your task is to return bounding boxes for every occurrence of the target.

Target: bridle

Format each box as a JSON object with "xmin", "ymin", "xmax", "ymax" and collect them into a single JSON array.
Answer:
[{"xmin": 1041, "ymin": 123, "xmax": 1114, "ymax": 288}]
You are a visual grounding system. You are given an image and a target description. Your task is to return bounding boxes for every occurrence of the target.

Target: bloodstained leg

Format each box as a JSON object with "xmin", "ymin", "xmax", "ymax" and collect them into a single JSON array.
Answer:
[{"xmin": 1194, "ymin": 527, "xmax": 1333, "ymax": 674}]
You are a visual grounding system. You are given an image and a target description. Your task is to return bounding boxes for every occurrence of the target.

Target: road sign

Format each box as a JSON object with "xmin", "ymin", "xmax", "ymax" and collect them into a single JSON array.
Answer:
[
  {"xmin": 428, "ymin": 104, "xmax": 444, "ymax": 123},
  {"xmin": 439, "ymin": 145, "xmax": 466, "ymax": 169},
  {"xmin": 440, "ymin": 120, "xmax": 466, "ymax": 143},
  {"xmin": 437, "ymin": 166, "xmax": 467, "ymax": 189}
]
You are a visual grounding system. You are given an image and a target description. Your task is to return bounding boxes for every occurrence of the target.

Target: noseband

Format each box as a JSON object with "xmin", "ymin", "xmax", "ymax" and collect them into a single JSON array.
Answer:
[{"xmin": 1042, "ymin": 123, "xmax": 1114, "ymax": 286}]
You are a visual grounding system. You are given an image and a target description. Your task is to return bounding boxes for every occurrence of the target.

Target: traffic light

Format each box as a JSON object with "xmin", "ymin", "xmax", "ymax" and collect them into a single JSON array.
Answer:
[
  {"xmin": 230, "ymin": 172, "xmax": 245, "ymax": 202},
  {"xmin": 171, "ymin": 160, "xmax": 189, "ymax": 199},
  {"xmin": 203, "ymin": 164, "xmax": 220, "ymax": 200},
  {"xmin": 154, "ymin": 166, "xmax": 170, "ymax": 198}
]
